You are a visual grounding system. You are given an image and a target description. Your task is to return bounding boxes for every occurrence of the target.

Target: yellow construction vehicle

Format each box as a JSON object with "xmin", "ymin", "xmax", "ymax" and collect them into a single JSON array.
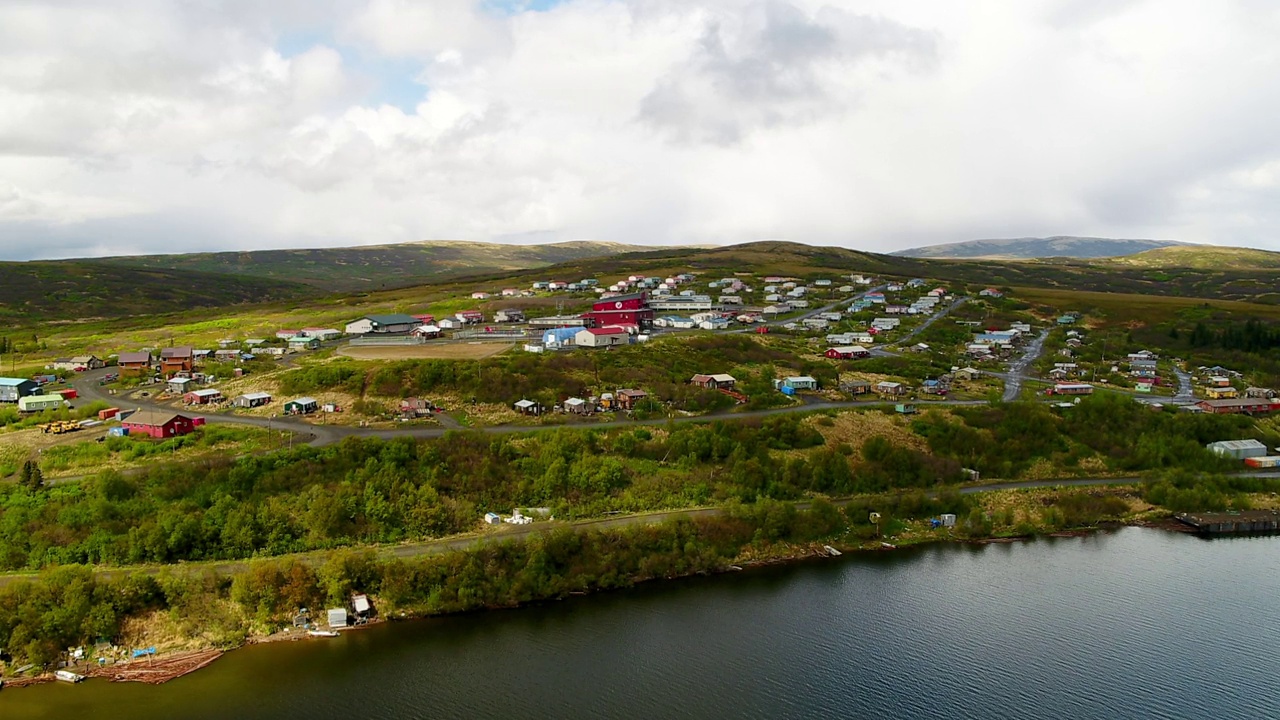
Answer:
[{"xmin": 39, "ymin": 421, "xmax": 80, "ymax": 435}]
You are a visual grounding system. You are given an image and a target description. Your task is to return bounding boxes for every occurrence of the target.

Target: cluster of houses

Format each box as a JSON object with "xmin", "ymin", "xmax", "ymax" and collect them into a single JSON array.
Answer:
[
  {"xmin": 513, "ymin": 389, "xmax": 650, "ymax": 416},
  {"xmin": 0, "ymin": 376, "xmax": 75, "ymax": 412},
  {"xmin": 966, "ymin": 322, "xmax": 1033, "ymax": 361},
  {"xmin": 342, "ymin": 311, "xmax": 495, "ymax": 338}
]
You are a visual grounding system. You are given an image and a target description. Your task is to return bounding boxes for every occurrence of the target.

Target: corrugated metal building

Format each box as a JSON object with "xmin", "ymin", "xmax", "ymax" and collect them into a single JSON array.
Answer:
[{"xmin": 1206, "ymin": 439, "xmax": 1268, "ymax": 460}]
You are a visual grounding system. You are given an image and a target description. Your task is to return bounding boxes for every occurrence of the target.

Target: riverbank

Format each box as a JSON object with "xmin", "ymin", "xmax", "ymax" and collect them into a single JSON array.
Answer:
[{"xmin": 2, "ymin": 482, "xmax": 1269, "ymax": 690}]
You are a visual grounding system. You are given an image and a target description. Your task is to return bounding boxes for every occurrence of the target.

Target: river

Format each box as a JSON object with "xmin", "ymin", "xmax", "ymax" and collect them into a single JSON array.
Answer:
[{"xmin": 5, "ymin": 527, "xmax": 1279, "ymax": 719}]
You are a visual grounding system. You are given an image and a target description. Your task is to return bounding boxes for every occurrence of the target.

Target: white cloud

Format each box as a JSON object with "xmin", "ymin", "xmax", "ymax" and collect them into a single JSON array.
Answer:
[{"xmin": 1, "ymin": 0, "xmax": 1279, "ymax": 260}]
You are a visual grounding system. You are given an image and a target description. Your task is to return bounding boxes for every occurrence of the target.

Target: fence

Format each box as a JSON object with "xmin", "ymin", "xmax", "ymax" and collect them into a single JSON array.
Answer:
[{"xmin": 348, "ymin": 336, "xmax": 425, "ymax": 347}]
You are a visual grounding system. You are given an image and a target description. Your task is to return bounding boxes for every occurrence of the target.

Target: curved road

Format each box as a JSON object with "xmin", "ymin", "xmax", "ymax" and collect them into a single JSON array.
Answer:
[{"xmin": 72, "ymin": 368, "xmax": 988, "ymax": 448}]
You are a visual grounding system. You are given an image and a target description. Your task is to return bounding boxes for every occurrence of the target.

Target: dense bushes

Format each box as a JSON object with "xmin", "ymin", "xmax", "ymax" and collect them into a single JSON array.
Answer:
[
  {"xmin": 278, "ymin": 364, "xmax": 364, "ymax": 396},
  {"xmin": 0, "ymin": 411, "xmax": 981, "ymax": 572},
  {"xmin": 0, "ymin": 507, "xmax": 864, "ymax": 666},
  {"xmin": 912, "ymin": 394, "xmax": 1268, "ymax": 477},
  {"xmin": 274, "ymin": 335, "xmax": 809, "ymax": 409}
]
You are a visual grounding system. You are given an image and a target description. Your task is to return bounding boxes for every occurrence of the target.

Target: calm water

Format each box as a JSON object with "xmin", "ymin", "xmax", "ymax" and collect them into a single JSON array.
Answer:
[{"xmin": 5, "ymin": 528, "xmax": 1280, "ymax": 719}]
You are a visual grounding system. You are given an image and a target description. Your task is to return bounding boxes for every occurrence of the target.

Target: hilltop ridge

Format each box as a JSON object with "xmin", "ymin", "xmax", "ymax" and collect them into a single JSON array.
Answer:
[{"xmin": 895, "ymin": 236, "xmax": 1179, "ymax": 260}]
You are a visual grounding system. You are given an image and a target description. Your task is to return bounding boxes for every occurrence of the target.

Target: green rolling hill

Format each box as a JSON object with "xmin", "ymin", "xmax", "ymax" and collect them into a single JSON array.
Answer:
[{"xmin": 85, "ymin": 240, "xmax": 658, "ymax": 292}]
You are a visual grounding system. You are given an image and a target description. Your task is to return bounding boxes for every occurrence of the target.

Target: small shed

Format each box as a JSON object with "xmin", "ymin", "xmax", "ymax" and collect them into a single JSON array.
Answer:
[
  {"xmin": 875, "ymin": 381, "xmax": 907, "ymax": 396},
  {"xmin": 185, "ymin": 388, "xmax": 224, "ymax": 405},
  {"xmin": 564, "ymin": 397, "xmax": 590, "ymax": 414},
  {"xmin": 327, "ymin": 608, "xmax": 349, "ymax": 629},
  {"xmin": 840, "ymin": 380, "xmax": 871, "ymax": 395},
  {"xmin": 780, "ymin": 376, "xmax": 819, "ymax": 391},
  {"xmin": 352, "ymin": 594, "xmax": 373, "ymax": 619},
  {"xmin": 514, "ymin": 399, "xmax": 543, "ymax": 416},
  {"xmin": 167, "ymin": 377, "xmax": 193, "ymax": 394},
  {"xmin": 484, "ymin": 512, "xmax": 502, "ymax": 524},
  {"xmin": 233, "ymin": 392, "xmax": 273, "ymax": 408},
  {"xmin": 285, "ymin": 397, "xmax": 319, "ymax": 415},
  {"xmin": 400, "ymin": 397, "xmax": 435, "ymax": 416}
]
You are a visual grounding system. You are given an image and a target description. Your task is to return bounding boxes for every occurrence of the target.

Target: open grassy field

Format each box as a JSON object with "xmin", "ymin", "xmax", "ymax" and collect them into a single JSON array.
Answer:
[
  {"xmin": 1011, "ymin": 286, "xmax": 1280, "ymax": 326},
  {"xmin": 87, "ymin": 240, "xmax": 655, "ymax": 292},
  {"xmin": 1102, "ymin": 244, "xmax": 1280, "ymax": 270},
  {"xmin": 339, "ymin": 342, "xmax": 516, "ymax": 361},
  {"xmin": 0, "ymin": 261, "xmax": 308, "ymax": 323}
]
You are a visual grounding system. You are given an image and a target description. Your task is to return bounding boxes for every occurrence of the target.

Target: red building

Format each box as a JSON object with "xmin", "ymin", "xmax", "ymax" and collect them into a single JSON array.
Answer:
[
  {"xmin": 121, "ymin": 410, "xmax": 199, "ymax": 438},
  {"xmin": 581, "ymin": 292, "xmax": 654, "ymax": 329},
  {"xmin": 826, "ymin": 346, "xmax": 869, "ymax": 360},
  {"xmin": 1197, "ymin": 399, "xmax": 1280, "ymax": 415}
]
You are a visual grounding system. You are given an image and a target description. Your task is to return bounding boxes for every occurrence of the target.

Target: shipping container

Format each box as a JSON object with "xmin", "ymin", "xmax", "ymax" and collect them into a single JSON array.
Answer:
[
  {"xmin": 1244, "ymin": 456, "xmax": 1280, "ymax": 469},
  {"xmin": 98, "ymin": 407, "xmax": 121, "ymax": 420}
]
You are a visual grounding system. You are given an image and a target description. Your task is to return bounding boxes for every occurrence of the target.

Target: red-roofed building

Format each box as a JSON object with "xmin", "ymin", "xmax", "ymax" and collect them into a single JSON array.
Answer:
[
  {"xmin": 581, "ymin": 292, "xmax": 653, "ymax": 330},
  {"xmin": 122, "ymin": 410, "xmax": 200, "ymax": 438}
]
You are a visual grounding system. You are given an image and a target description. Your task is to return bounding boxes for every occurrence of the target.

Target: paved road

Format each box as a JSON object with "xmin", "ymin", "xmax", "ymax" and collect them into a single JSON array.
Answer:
[
  {"xmin": 1001, "ymin": 329, "xmax": 1049, "ymax": 402},
  {"xmin": 1173, "ymin": 365, "xmax": 1195, "ymax": 402},
  {"xmin": 71, "ymin": 369, "xmax": 989, "ymax": 449}
]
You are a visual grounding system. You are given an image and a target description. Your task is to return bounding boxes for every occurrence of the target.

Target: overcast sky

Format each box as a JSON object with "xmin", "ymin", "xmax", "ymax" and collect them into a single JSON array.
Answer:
[{"xmin": 2, "ymin": 0, "xmax": 1279, "ymax": 260}]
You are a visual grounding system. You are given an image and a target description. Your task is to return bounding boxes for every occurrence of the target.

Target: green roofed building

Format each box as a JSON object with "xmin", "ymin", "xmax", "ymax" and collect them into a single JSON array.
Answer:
[
  {"xmin": 343, "ymin": 314, "xmax": 423, "ymax": 335},
  {"xmin": 18, "ymin": 394, "xmax": 63, "ymax": 412}
]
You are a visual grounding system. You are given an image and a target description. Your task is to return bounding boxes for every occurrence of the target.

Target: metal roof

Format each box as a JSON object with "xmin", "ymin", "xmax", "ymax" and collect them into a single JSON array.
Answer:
[
  {"xmin": 123, "ymin": 409, "xmax": 188, "ymax": 427},
  {"xmin": 0, "ymin": 377, "xmax": 32, "ymax": 387},
  {"xmin": 1207, "ymin": 439, "xmax": 1266, "ymax": 450},
  {"xmin": 364, "ymin": 314, "xmax": 421, "ymax": 325}
]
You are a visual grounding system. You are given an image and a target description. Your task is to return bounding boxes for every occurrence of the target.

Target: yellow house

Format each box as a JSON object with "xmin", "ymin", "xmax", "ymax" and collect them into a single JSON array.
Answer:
[{"xmin": 1206, "ymin": 386, "xmax": 1239, "ymax": 399}]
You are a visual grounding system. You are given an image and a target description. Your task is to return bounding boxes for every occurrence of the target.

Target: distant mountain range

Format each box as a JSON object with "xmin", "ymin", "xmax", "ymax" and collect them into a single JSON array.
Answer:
[{"xmin": 893, "ymin": 236, "xmax": 1180, "ymax": 260}]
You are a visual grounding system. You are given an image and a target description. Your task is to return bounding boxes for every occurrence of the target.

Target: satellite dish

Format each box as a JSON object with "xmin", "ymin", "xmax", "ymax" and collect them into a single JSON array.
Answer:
[{"xmin": 869, "ymin": 512, "xmax": 881, "ymax": 523}]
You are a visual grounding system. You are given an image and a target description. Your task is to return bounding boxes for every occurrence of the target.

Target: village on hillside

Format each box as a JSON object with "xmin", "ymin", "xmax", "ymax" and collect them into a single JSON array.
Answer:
[{"xmin": 3, "ymin": 262, "xmax": 1277, "ymax": 479}]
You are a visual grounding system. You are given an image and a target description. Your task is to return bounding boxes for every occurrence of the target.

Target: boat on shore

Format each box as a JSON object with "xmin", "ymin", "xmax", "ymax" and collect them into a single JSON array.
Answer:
[
  {"xmin": 54, "ymin": 670, "xmax": 85, "ymax": 683},
  {"xmin": 308, "ymin": 630, "xmax": 340, "ymax": 638}
]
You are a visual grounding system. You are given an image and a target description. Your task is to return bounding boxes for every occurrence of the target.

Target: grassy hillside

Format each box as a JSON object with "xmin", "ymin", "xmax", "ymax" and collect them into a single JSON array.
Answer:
[
  {"xmin": 87, "ymin": 240, "xmax": 659, "ymax": 291},
  {"xmin": 894, "ymin": 236, "xmax": 1178, "ymax": 260},
  {"xmin": 0, "ymin": 262, "xmax": 308, "ymax": 322},
  {"xmin": 1101, "ymin": 244, "xmax": 1280, "ymax": 270},
  {"xmin": 545, "ymin": 241, "xmax": 1280, "ymax": 305}
]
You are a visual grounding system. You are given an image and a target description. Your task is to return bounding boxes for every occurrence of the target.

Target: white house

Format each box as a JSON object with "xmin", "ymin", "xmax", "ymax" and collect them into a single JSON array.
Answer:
[{"xmin": 575, "ymin": 327, "xmax": 630, "ymax": 347}]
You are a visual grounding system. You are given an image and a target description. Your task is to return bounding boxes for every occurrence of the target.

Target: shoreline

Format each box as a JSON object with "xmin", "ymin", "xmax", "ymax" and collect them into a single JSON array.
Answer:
[
  {"xmin": 1, "ymin": 519, "xmax": 1178, "ymax": 692},
  {"xmin": 0, "ymin": 517, "xmax": 1136, "ymax": 686}
]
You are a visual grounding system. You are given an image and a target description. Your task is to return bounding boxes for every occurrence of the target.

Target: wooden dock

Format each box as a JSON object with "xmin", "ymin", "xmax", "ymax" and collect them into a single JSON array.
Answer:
[{"xmin": 1174, "ymin": 510, "xmax": 1280, "ymax": 534}]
